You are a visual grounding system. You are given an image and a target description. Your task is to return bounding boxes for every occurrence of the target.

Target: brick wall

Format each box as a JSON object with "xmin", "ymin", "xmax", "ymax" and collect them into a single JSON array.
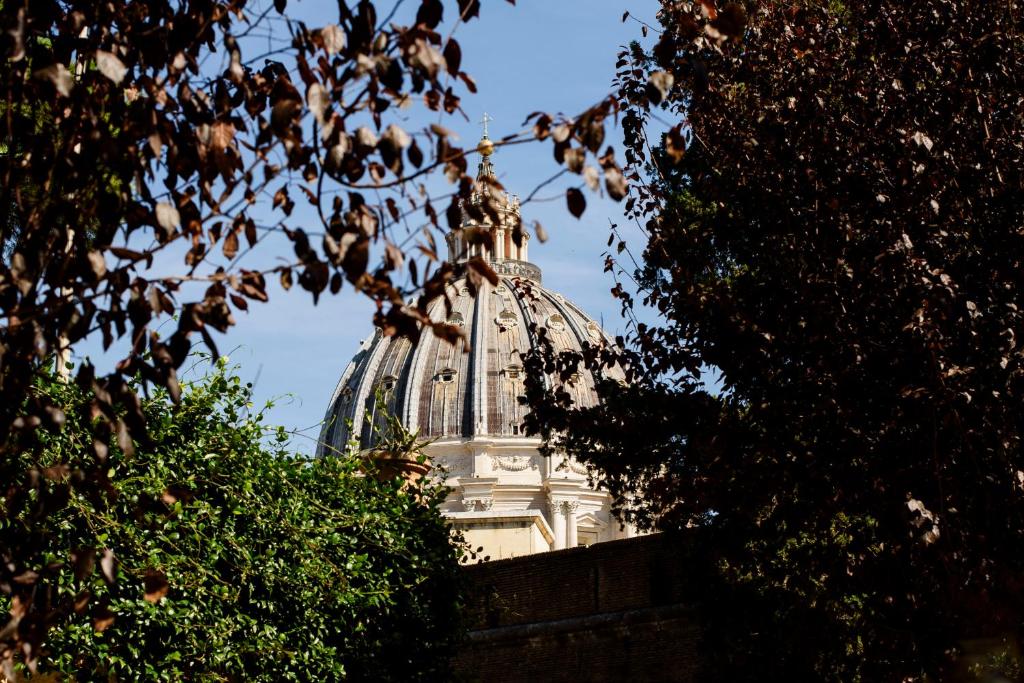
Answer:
[{"xmin": 455, "ymin": 533, "xmax": 700, "ymax": 682}]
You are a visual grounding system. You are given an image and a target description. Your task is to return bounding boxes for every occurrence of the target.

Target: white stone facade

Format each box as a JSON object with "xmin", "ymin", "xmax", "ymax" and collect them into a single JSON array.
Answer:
[{"xmin": 428, "ymin": 436, "xmax": 633, "ymax": 559}]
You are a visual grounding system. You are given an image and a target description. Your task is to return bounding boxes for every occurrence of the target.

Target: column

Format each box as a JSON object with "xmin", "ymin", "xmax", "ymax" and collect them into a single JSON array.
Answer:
[
  {"xmin": 565, "ymin": 501, "xmax": 579, "ymax": 548},
  {"xmin": 549, "ymin": 497, "xmax": 567, "ymax": 550}
]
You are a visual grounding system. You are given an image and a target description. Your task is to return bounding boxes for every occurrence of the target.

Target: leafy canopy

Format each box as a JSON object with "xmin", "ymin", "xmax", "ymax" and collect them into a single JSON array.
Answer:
[
  {"xmin": 525, "ymin": 1, "xmax": 1024, "ymax": 680},
  {"xmin": 6, "ymin": 360, "xmax": 464, "ymax": 681},
  {"xmin": 0, "ymin": 0, "xmax": 630, "ymax": 664}
]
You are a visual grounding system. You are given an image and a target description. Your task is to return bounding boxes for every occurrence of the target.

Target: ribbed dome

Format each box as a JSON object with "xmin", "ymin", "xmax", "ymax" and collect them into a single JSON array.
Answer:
[
  {"xmin": 317, "ymin": 272, "xmax": 611, "ymax": 454},
  {"xmin": 316, "ymin": 128, "xmax": 638, "ymax": 558},
  {"xmin": 318, "ymin": 126, "xmax": 615, "ymax": 456}
]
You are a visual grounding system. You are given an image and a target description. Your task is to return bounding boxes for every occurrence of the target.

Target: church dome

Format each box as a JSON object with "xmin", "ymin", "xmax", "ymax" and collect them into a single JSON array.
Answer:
[
  {"xmin": 317, "ymin": 122, "xmax": 635, "ymax": 559},
  {"xmin": 317, "ymin": 270, "xmax": 612, "ymax": 454},
  {"xmin": 318, "ymin": 130, "xmax": 612, "ymax": 455}
]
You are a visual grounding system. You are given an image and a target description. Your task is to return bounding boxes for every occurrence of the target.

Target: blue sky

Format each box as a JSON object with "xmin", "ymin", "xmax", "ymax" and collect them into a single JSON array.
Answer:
[{"xmin": 74, "ymin": 0, "xmax": 661, "ymax": 453}]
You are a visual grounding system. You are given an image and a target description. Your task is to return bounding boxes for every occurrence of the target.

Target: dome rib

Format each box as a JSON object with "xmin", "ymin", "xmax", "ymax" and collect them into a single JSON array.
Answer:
[{"xmin": 469, "ymin": 282, "xmax": 488, "ymax": 437}]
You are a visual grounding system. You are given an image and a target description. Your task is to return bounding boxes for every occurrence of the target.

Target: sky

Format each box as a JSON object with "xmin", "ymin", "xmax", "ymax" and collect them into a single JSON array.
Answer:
[{"xmin": 73, "ymin": 0, "xmax": 662, "ymax": 453}]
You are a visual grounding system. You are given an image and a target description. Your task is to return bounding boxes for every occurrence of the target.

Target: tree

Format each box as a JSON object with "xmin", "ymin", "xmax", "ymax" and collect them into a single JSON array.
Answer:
[
  {"xmin": 0, "ymin": 0, "xmax": 637, "ymax": 665},
  {"xmin": 524, "ymin": 1, "xmax": 1024, "ymax": 679},
  {"xmin": 6, "ymin": 358, "xmax": 464, "ymax": 681}
]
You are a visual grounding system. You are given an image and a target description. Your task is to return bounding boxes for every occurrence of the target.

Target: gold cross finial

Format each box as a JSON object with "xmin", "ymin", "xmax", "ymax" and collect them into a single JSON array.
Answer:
[{"xmin": 480, "ymin": 112, "xmax": 493, "ymax": 139}]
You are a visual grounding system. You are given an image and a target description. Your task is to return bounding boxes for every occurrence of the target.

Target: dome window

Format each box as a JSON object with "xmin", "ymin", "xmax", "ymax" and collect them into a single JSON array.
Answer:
[
  {"xmin": 586, "ymin": 321, "xmax": 603, "ymax": 342},
  {"xmin": 566, "ymin": 372, "xmax": 581, "ymax": 386},
  {"xmin": 434, "ymin": 368, "xmax": 457, "ymax": 384},
  {"xmin": 496, "ymin": 309, "xmax": 517, "ymax": 331},
  {"xmin": 459, "ymin": 286, "xmax": 470, "ymax": 297},
  {"xmin": 503, "ymin": 365, "xmax": 523, "ymax": 380},
  {"xmin": 494, "ymin": 285, "xmax": 507, "ymax": 295},
  {"xmin": 379, "ymin": 375, "xmax": 397, "ymax": 393},
  {"xmin": 340, "ymin": 387, "xmax": 354, "ymax": 405},
  {"xmin": 547, "ymin": 313, "xmax": 566, "ymax": 332},
  {"xmin": 447, "ymin": 311, "xmax": 465, "ymax": 327}
]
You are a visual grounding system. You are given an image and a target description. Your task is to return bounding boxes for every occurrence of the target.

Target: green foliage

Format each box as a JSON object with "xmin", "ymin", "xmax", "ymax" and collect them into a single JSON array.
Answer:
[
  {"xmin": 365, "ymin": 388, "xmax": 434, "ymax": 460},
  {"xmin": 6, "ymin": 360, "xmax": 464, "ymax": 681}
]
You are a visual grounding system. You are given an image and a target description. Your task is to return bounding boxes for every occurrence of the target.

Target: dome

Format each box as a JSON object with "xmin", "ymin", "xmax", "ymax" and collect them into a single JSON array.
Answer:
[
  {"xmin": 317, "ymin": 272, "xmax": 612, "ymax": 453},
  {"xmin": 317, "ymin": 127, "xmax": 635, "ymax": 559}
]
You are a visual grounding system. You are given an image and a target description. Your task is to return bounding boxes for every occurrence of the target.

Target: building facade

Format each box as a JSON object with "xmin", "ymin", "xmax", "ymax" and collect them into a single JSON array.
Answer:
[{"xmin": 317, "ymin": 131, "xmax": 634, "ymax": 560}]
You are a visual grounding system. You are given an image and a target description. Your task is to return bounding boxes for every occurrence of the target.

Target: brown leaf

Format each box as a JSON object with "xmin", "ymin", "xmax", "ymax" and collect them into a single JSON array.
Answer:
[
  {"xmin": 566, "ymin": 187, "xmax": 586, "ymax": 218},
  {"xmin": 408, "ymin": 139, "xmax": 424, "ymax": 168},
  {"xmin": 385, "ymin": 242, "xmax": 405, "ymax": 271},
  {"xmin": 92, "ymin": 606, "xmax": 116, "ymax": 632},
  {"xmin": 382, "ymin": 123, "xmax": 412, "ymax": 149},
  {"xmin": 143, "ymin": 570, "xmax": 169, "ymax": 604},
  {"xmin": 355, "ymin": 126, "xmax": 378, "ymax": 151},
  {"xmin": 565, "ymin": 147, "xmax": 585, "ymax": 174},
  {"xmin": 307, "ymin": 82, "xmax": 329, "ymax": 125},
  {"xmin": 155, "ymin": 202, "xmax": 180, "ymax": 237},
  {"xmin": 467, "ymin": 256, "xmax": 499, "ymax": 286},
  {"xmin": 100, "ymin": 549, "xmax": 117, "ymax": 584},
  {"xmin": 443, "ymin": 39, "xmax": 462, "ymax": 75},
  {"xmin": 432, "ymin": 321, "xmax": 466, "ymax": 346},
  {"xmin": 665, "ymin": 124, "xmax": 687, "ymax": 163},
  {"xmin": 87, "ymin": 250, "xmax": 107, "ymax": 280},
  {"xmin": 271, "ymin": 99, "xmax": 302, "ymax": 137},
  {"xmin": 533, "ymin": 220, "xmax": 549, "ymax": 243},
  {"xmin": 74, "ymin": 591, "xmax": 91, "ymax": 614},
  {"xmin": 209, "ymin": 121, "xmax": 236, "ymax": 151},
  {"xmin": 223, "ymin": 230, "xmax": 239, "ymax": 259},
  {"xmin": 322, "ymin": 24, "xmax": 345, "ymax": 55},
  {"xmin": 108, "ymin": 246, "xmax": 149, "ymax": 263},
  {"xmin": 96, "ymin": 50, "xmax": 128, "ymax": 85},
  {"xmin": 417, "ymin": 0, "xmax": 444, "ymax": 27},
  {"xmin": 35, "ymin": 63, "xmax": 73, "ymax": 97},
  {"xmin": 712, "ymin": 2, "xmax": 747, "ymax": 39},
  {"xmin": 244, "ymin": 218, "xmax": 258, "ymax": 248},
  {"xmin": 605, "ymin": 167, "xmax": 627, "ymax": 201},
  {"xmin": 71, "ymin": 548, "xmax": 96, "ymax": 581},
  {"xmin": 646, "ymin": 71, "xmax": 675, "ymax": 105},
  {"xmin": 116, "ymin": 419, "xmax": 135, "ymax": 457},
  {"xmin": 408, "ymin": 38, "xmax": 445, "ymax": 78}
]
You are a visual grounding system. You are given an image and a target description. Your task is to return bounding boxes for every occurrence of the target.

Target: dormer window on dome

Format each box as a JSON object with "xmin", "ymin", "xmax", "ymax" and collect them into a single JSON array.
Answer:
[
  {"xmin": 503, "ymin": 364, "xmax": 523, "ymax": 380},
  {"xmin": 434, "ymin": 368, "xmax": 457, "ymax": 384},
  {"xmin": 547, "ymin": 314, "xmax": 566, "ymax": 332},
  {"xmin": 379, "ymin": 375, "xmax": 397, "ymax": 392},
  {"xmin": 496, "ymin": 309, "xmax": 517, "ymax": 331},
  {"xmin": 448, "ymin": 312, "xmax": 465, "ymax": 327}
]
